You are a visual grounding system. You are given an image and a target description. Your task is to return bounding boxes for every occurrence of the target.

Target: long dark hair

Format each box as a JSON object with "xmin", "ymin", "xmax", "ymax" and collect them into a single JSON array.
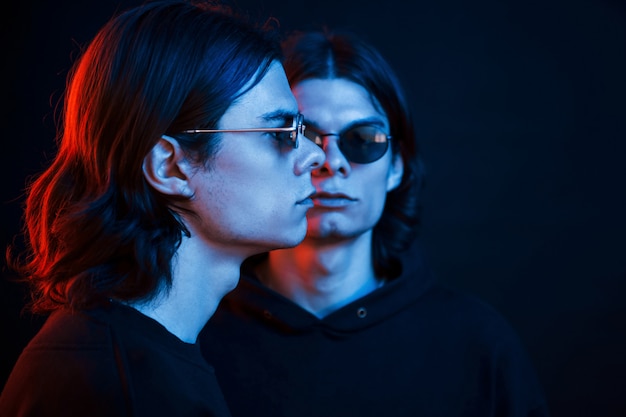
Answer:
[
  {"xmin": 282, "ymin": 29, "xmax": 424, "ymax": 279},
  {"xmin": 6, "ymin": 0, "xmax": 282, "ymax": 313}
]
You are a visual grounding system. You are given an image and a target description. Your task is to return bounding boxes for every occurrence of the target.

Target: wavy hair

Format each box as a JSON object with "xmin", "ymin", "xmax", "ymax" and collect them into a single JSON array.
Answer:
[
  {"xmin": 6, "ymin": 0, "xmax": 282, "ymax": 313},
  {"xmin": 282, "ymin": 29, "xmax": 424, "ymax": 279}
]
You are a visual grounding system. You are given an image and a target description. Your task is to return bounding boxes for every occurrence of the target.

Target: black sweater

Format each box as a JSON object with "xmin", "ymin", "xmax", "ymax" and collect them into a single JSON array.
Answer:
[
  {"xmin": 1, "ymin": 301, "xmax": 231, "ymax": 417},
  {"xmin": 200, "ymin": 255, "xmax": 550, "ymax": 417}
]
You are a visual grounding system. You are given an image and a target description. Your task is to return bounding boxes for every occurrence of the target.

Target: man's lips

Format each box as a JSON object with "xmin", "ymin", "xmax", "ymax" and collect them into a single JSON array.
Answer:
[
  {"xmin": 311, "ymin": 191, "xmax": 357, "ymax": 207},
  {"xmin": 296, "ymin": 189, "xmax": 317, "ymax": 205}
]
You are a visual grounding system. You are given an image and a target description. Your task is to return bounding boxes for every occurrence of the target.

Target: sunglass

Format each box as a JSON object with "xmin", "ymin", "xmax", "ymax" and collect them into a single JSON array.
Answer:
[
  {"xmin": 183, "ymin": 113, "xmax": 304, "ymax": 148},
  {"xmin": 303, "ymin": 125, "xmax": 391, "ymax": 164}
]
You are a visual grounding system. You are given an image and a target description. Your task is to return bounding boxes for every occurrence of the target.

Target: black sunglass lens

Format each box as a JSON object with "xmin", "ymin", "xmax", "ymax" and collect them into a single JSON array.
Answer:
[
  {"xmin": 303, "ymin": 130, "xmax": 324, "ymax": 146},
  {"xmin": 340, "ymin": 126, "xmax": 389, "ymax": 164}
]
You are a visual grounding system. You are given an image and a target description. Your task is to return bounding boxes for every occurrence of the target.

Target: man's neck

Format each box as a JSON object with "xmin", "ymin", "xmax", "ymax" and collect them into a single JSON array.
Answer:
[
  {"xmin": 129, "ymin": 235, "xmax": 243, "ymax": 343},
  {"xmin": 260, "ymin": 232, "xmax": 382, "ymax": 318}
]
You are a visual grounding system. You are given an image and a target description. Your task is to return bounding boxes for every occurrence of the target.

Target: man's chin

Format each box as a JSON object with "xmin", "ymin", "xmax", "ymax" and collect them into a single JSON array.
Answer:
[{"xmin": 305, "ymin": 225, "xmax": 350, "ymax": 242}]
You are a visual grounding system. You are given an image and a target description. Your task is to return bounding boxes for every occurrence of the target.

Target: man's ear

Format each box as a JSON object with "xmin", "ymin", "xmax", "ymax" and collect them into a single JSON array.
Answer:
[
  {"xmin": 142, "ymin": 135, "xmax": 194, "ymax": 198},
  {"xmin": 386, "ymin": 153, "xmax": 404, "ymax": 192}
]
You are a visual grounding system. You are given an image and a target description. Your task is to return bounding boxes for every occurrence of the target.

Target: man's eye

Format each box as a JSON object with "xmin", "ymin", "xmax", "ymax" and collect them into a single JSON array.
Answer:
[{"xmin": 270, "ymin": 131, "xmax": 290, "ymax": 143}]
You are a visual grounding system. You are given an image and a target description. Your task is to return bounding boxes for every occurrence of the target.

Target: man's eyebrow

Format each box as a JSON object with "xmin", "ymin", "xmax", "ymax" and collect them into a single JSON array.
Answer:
[
  {"xmin": 260, "ymin": 110, "xmax": 298, "ymax": 124},
  {"xmin": 305, "ymin": 116, "xmax": 386, "ymax": 131}
]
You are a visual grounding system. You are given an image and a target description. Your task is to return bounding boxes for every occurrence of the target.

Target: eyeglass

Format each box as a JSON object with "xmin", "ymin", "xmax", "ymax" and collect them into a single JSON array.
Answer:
[
  {"xmin": 183, "ymin": 113, "xmax": 305, "ymax": 148},
  {"xmin": 303, "ymin": 124, "xmax": 391, "ymax": 164}
]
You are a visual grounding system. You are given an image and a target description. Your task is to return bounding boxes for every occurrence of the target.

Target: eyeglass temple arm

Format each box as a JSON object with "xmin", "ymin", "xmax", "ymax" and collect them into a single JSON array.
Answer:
[{"xmin": 183, "ymin": 126, "xmax": 297, "ymax": 134}]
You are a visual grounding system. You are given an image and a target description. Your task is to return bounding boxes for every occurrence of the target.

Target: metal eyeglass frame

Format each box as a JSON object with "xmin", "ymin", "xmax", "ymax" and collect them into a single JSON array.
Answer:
[{"xmin": 183, "ymin": 113, "xmax": 304, "ymax": 148}]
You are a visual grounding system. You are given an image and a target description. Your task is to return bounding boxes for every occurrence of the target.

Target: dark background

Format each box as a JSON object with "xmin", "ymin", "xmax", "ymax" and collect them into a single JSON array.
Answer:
[{"xmin": 2, "ymin": 0, "xmax": 625, "ymax": 416}]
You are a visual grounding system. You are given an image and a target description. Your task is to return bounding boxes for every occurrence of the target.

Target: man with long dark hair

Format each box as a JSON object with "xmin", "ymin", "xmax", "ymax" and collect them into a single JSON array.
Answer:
[
  {"xmin": 1, "ymin": 2, "xmax": 324, "ymax": 416},
  {"xmin": 201, "ymin": 29, "xmax": 550, "ymax": 417}
]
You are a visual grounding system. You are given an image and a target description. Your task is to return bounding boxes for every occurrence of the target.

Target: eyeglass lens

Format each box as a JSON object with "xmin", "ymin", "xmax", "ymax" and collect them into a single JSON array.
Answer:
[
  {"xmin": 303, "ymin": 125, "xmax": 389, "ymax": 164},
  {"xmin": 276, "ymin": 114, "xmax": 303, "ymax": 147}
]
